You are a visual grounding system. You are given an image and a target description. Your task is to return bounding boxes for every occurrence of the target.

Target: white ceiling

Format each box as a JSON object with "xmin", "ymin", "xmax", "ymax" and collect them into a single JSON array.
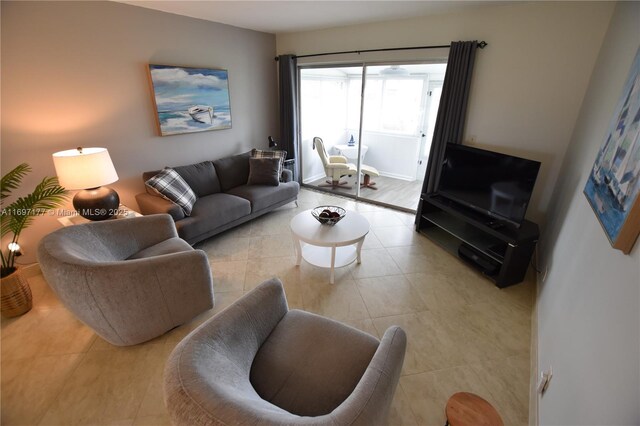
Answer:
[{"xmin": 117, "ymin": 1, "xmax": 506, "ymax": 34}]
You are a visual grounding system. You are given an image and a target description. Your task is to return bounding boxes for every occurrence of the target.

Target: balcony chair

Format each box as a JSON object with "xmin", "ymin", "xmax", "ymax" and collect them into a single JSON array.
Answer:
[
  {"xmin": 313, "ymin": 137, "xmax": 380, "ymax": 190},
  {"xmin": 37, "ymin": 214, "xmax": 214, "ymax": 346},
  {"xmin": 164, "ymin": 278, "xmax": 407, "ymax": 426},
  {"xmin": 313, "ymin": 137, "xmax": 358, "ymax": 189}
]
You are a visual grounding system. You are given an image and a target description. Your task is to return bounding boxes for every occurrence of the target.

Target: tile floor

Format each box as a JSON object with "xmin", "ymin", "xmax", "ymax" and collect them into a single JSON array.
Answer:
[{"xmin": 1, "ymin": 188, "xmax": 534, "ymax": 425}]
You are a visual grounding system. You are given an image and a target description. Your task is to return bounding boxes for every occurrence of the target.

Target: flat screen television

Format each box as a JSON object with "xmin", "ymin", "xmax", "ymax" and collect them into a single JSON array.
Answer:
[{"xmin": 436, "ymin": 144, "xmax": 541, "ymax": 227}]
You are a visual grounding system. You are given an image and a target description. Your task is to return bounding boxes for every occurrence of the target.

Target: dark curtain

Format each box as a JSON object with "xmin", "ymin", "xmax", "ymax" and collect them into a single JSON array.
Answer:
[
  {"xmin": 278, "ymin": 54, "xmax": 299, "ymax": 181},
  {"xmin": 422, "ymin": 40, "xmax": 478, "ymax": 194}
]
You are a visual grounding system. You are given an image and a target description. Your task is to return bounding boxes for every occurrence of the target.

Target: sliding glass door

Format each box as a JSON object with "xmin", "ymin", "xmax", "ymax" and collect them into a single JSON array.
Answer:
[
  {"xmin": 299, "ymin": 62, "xmax": 446, "ymax": 212},
  {"xmin": 299, "ymin": 66, "xmax": 363, "ymax": 197}
]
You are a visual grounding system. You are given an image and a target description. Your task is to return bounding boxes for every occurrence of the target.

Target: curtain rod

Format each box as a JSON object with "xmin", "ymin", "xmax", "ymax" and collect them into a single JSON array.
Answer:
[{"xmin": 274, "ymin": 41, "xmax": 487, "ymax": 61}]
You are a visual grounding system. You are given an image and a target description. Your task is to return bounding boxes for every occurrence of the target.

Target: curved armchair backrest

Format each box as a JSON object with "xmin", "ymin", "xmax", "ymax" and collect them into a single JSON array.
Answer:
[
  {"xmin": 37, "ymin": 214, "xmax": 214, "ymax": 346},
  {"xmin": 165, "ymin": 278, "xmax": 292, "ymax": 425},
  {"xmin": 42, "ymin": 214, "xmax": 179, "ymax": 265},
  {"xmin": 313, "ymin": 137, "xmax": 330, "ymax": 168}
]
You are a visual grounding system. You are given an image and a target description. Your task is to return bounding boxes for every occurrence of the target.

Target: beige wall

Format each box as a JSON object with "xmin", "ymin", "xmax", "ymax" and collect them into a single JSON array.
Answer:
[
  {"xmin": 1, "ymin": 1, "xmax": 278, "ymax": 263},
  {"xmin": 277, "ymin": 1, "xmax": 614, "ymax": 224},
  {"xmin": 537, "ymin": 2, "xmax": 640, "ymax": 424}
]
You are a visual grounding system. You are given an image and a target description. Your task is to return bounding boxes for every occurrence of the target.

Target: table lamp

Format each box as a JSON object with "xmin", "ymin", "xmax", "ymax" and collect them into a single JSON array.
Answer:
[
  {"xmin": 268, "ymin": 136, "xmax": 278, "ymax": 149},
  {"xmin": 52, "ymin": 147, "xmax": 119, "ymax": 221}
]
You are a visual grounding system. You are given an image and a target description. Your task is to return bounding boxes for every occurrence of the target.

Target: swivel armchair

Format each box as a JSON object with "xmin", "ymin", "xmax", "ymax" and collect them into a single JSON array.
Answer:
[
  {"xmin": 164, "ymin": 278, "xmax": 407, "ymax": 425},
  {"xmin": 37, "ymin": 214, "xmax": 214, "ymax": 346}
]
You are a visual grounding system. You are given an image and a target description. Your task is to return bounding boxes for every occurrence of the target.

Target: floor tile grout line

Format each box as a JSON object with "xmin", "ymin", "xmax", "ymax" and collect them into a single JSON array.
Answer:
[
  {"xmin": 131, "ymin": 368, "xmax": 163, "ymax": 425},
  {"xmin": 34, "ymin": 350, "xmax": 90, "ymax": 425},
  {"xmin": 368, "ymin": 308, "xmax": 431, "ymax": 322},
  {"xmin": 396, "ymin": 382, "xmax": 421, "ymax": 426},
  {"xmin": 402, "ymin": 270, "xmax": 433, "ymax": 313},
  {"xmin": 397, "ymin": 351, "xmax": 521, "ymax": 379},
  {"xmin": 347, "ymin": 253, "xmax": 380, "ymax": 326},
  {"xmin": 348, "ymin": 276, "xmax": 375, "ymax": 325}
]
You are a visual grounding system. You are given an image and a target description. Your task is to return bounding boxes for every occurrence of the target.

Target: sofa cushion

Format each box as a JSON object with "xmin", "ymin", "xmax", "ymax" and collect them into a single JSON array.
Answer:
[
  {"xmin": 213, "ymin": 152, "xmax": 251, "ymax": 192},
  {"xmin": 173, "ymin": 161, "xmax": 221, "ymax": 197},
  {"xmin": 251, "ymin": 149, "xmax": 287, "ymax": 181},
  {"xmin": 247, "ymin": 157, "xmax": 280, "ymax": 186},
  {"xmin": 127, "ymin": 237, "xmax": 193, "ymax": 260},
  {"xmin": 250, "ymin": 309, "xmax": 379, "ymax": 416},
  {"xmin": 175, "ymin": 193, "xmax": 251, "ymax": 242},
  {"xmin": 145, "ymin": 168, "xmax": 197, "ymax": 216},
  {"xmin": 226, "ymin": 182, "xmax": 299, "ymax": 212}
]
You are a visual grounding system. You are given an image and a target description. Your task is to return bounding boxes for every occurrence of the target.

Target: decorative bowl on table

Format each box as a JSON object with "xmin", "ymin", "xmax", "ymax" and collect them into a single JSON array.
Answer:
[{"xmin": 311, "ymin": 206, "xmax": 346, "ymax": 226}]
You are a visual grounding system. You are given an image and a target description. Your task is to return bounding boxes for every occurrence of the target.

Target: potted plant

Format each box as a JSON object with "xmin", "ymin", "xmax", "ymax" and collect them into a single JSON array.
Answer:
[{"xmin": 1, "ymin": 163, "xmax": 67, "ymax": 317}]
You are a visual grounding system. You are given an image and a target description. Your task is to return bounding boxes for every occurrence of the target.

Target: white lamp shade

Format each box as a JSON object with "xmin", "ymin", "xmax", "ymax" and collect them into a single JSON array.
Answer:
[{"xmin": 52, "ymin": 147, "xmax": 119, "ymax": 190}]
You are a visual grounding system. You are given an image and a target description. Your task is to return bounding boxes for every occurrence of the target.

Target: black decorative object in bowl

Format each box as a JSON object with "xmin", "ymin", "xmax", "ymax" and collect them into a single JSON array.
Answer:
[{"xmin": 311, "ymin": 206, "xmax": 346, "ymax": 226}]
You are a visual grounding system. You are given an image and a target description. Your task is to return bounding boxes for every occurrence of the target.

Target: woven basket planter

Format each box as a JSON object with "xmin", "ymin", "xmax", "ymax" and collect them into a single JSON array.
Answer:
[{"xmin": 1, "ymin": 268, "xmax": 33, "ymax": 318}]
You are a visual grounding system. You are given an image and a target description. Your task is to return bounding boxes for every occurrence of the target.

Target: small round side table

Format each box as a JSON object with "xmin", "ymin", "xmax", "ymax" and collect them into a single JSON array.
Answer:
[{"xmin": 445, "ymin": 392, "xmax": 504, "ymax": 426}]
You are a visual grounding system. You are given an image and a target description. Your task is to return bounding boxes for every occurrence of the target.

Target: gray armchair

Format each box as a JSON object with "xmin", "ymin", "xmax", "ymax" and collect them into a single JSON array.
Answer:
[
  {"xmin": 164, "ymin": 278, "xmax": 406, "ymax": 425},
  {"xmin": 37, "ymin": 214, "xmax": 214, "ymax": 346}
]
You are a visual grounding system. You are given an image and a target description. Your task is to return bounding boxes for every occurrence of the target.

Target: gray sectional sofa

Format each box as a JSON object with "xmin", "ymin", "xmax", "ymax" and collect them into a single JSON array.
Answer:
[{"xmin": 136, "ymin": 151, "xmax": 299, "ymax": 245}]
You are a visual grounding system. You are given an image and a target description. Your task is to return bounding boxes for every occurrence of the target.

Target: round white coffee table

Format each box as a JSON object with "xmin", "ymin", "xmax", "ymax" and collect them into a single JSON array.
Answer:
[{"xmin": 290, "ymin": 210, "xmax": 370, "ymax": 284}]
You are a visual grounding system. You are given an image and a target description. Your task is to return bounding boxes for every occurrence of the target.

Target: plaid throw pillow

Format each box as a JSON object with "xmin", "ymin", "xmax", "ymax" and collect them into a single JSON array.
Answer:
[
  {"xmin": 145, "ymin": 167, "xmax": 197, "ymax": 216},
  {"xmin": 251, "ymin": 149, "xmax": 287, "ymax": 181}
]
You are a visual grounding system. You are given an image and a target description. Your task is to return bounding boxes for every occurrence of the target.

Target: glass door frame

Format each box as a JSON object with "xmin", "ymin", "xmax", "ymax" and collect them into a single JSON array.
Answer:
[
  {"xmin": 416, "ymin": 79, "xmax": 444, "ymax": 183},
  {"xmin": 297, "ymin": 60, "xmax": 444, "ymax": 213},
  {"xmin": 297, "ymin": 62, "xmax": 365, "ymax": 201}
]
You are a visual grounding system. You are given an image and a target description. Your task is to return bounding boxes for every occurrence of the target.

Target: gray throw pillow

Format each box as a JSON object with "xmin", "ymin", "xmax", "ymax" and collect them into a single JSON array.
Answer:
[
  {"xmin": 250, "ymin": 149, "xmax": 287, "ymax": 181},
  {"xmin": 247, "ymin": 157, "xmax": 281, "ymax": 186}
]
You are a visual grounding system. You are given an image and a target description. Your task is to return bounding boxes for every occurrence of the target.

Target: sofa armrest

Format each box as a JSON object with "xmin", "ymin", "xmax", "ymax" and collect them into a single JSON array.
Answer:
[
  {"xmin": 328, "ymin": 155, "xmax": 348, "ymax": 164},
  {"xmin": 136, "ymin": 192, "xmax": 185, "ymax": 221},
  {"xmin": 281, "ymin": 169, "xmax": 293, "ymax": 182}
]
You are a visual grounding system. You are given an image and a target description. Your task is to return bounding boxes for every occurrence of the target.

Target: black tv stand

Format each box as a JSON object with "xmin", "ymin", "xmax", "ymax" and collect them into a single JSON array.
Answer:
[
  {"xmin": 486, "ymin": 220, "xmax": 505, "ymax": 230},
  {"xmin": 416, "ymin": 193, "xmax": 539, "ymax": 288}
]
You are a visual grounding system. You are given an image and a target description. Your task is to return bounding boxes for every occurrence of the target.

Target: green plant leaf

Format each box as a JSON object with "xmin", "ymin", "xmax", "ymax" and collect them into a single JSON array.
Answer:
[
  {"xmin": 1, "ymin": 176, "xmax": 68, "ymax": 240},
  {"xmin": 1, "ymin": 163, "xmax": 31, "ymax": 201},
  {"xmin": 1, "ymin": 165, "xmax": 68, "ymax": 270}
]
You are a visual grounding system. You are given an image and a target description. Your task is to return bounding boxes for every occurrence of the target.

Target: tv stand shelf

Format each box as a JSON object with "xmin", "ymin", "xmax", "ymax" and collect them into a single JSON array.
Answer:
[{"xmin": 416, "ymin": 194, "xmax": 539, "ymax": 288}]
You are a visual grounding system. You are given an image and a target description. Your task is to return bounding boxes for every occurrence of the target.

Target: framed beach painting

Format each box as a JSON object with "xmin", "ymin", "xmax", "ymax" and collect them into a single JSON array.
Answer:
[
  {"xmin": 148, "ymin": 64, "xmax": 232, "ymax": 136},
  {"xmin": 584, "ymin": 47, "xmax": 640, "ymax": 254}
]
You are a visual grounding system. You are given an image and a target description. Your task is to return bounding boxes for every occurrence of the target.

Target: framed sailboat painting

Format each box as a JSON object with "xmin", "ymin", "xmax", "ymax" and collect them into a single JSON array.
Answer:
[
  {"xmin": 147, "ymin": 64, "xmax": 232, "ymax": 136},
  {"xmin": 584, "ymin": 47, "xmax": 640, "ymax": 254}
]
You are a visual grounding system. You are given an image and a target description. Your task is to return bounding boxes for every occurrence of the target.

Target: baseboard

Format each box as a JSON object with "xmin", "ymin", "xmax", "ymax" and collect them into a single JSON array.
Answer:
[
  {"xmin": 303, "ymin": 173, "xmax": 326, "ymax": 184},
  {"xmin": 378, "ymin": 171, "xmax": 415, "ymax": 181}
]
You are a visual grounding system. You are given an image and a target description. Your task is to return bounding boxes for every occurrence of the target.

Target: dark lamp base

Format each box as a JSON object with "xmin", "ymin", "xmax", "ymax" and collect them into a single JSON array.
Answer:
[{"xmin": 73, "ymin": 187, "xmax": 120, "ymax": 221}]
